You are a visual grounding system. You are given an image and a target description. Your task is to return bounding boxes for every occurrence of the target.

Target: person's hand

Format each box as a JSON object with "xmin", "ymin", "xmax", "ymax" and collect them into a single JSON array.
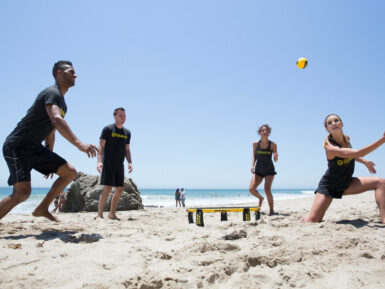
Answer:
[
  {"xmin": 97, "ymin": 162, "xmax": 103, "ymax": 173},
  {"xmin": 364, "ymin": 160, "xmax": 376, "ymax": 174},
  {"xmin": 274, "ymin": 153, "xmax": 278, "ymax": 162},
  {"xmin": 44, "ymin": 173, "xmax": 54, "ymax": 179},
  {"xmin": 77, "ymin": 143, "xmax": 98, "ymax": 158},
  {"xmin": 128, "ymin": 163, "xmax": 133, "ymax": 173},
  {"xmin": 250, "ymin": 167, "xmax": 254, "ymax": 174}
]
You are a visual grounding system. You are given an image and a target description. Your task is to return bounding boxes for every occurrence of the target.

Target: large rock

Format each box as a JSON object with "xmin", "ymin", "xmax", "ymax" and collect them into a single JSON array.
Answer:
[{"xmin": 63, "ymin": 172, "xmax": 143, "ymax": 212}]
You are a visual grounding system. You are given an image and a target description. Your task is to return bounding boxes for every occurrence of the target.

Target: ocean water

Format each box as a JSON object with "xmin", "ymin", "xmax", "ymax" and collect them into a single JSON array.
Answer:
[{"xmin": 0, "ymin": 187, "xmax": 315, "ymax": 214}]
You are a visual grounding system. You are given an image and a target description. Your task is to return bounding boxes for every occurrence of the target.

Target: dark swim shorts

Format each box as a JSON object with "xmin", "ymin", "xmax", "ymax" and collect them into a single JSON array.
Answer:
[
  {"xmin": 3, "ymin": 143, "xmax": 67, "ymax": 186},
  {"xmin": 100, "ymin": 164, "xmax": 124, "ymax": 187}
]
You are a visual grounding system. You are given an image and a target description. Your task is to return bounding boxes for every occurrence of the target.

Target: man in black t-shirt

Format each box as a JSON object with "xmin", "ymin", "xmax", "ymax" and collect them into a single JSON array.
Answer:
[
  {"xmin": 0, "ymin": 61, "xmax": 98, "ymax": 222},
  {"xmin": 96, "ymin": 107, "xmax": 133, "ymax": 219}
]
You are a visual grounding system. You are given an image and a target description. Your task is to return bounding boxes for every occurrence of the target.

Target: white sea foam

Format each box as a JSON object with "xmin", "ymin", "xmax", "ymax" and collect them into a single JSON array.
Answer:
[
  {"xmin": 144, "ymin": 195, "xmax": 257, "ymax": 208},
  {"xmin": 2, "ymin": 188, "xmax": 312, "ymax": 213},
  {"xmin": 9, "ymin": 195, "xmax": 55, "ymax": 215},
  {"xmin": 301, "ymin": 190, "xmax": 314, "ymax": 195}
]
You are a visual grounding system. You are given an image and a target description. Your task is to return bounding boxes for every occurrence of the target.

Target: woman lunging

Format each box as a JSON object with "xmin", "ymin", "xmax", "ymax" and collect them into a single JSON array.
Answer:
[{"xmin": 303, "ymin": 114, "xmax": 385, "ymax": 223}]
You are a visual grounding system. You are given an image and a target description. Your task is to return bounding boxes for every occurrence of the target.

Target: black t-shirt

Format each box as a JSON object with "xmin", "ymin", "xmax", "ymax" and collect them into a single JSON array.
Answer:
[
  {"xmin": 100, "ymin": 124, "xmax": 131, "ymax": 166},
  {"xmin": 5, "ymin": 85, "xmax": 67, "ymax": 148}
]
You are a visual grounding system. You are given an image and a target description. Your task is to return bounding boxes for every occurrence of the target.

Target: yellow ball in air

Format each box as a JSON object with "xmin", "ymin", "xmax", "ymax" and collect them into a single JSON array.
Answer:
[{"xmin": 296, "ymin": 57, "xmax": 308, "ymax": 69}]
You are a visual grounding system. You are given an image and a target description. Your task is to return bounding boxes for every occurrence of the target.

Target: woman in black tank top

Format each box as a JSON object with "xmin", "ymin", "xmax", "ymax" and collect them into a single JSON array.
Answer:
[
  {"xmin": 303, "ymin": 114, "xmax": 385, "ymax": 223},
  {"xmin": 249, "ymin": 124, "xmax": 278, "ymax": 215}
]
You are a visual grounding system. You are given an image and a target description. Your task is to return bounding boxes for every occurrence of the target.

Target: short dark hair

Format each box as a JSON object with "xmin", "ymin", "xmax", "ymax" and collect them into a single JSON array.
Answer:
[
  {"xmin": 52, "ymin": 60, "xmax": 73, "ymax": 78},
  {"xmin": 113, "ymin": 107, "xmax": 125, "ymax": 116}
]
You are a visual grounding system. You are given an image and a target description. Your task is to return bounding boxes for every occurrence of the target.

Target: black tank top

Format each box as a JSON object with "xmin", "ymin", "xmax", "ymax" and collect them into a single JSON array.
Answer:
[
  {"xmin": 254, "ymin": 140, "xmax": 276, "ymax": 175},
  {"xmin": 316, "ymin": 138, "xmax": 355, "ymax": 197}
]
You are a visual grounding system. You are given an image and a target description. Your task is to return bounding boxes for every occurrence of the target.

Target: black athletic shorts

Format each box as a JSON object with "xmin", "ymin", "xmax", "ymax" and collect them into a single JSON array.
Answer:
[
  {"xmin": 3, "ymin": 143, "xmax": 67, "ymax": 186},
  {"xmin": 316, "ymin": 189, "xmax": 344, "ymax": 199},
  {"xmin": 315, "ymin": 177, "xmax": 356, "ymax": 199},
  {"xmin": 100, "ymin": 164, "xmax": 124, "ymax": 187},
  {"xmin": 254, "ymin": 170, "xmax": 277, "ymax": 178}
]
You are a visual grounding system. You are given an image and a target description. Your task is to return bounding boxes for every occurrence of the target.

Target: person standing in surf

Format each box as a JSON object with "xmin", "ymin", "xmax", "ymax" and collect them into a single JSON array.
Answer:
[
  {"xmin": 303, "ymin": 114, "xmax": 385, "ymax": 223},
  {"xmin": 249, "ymin": 124, "xmax": 278, "ymax": 215}
]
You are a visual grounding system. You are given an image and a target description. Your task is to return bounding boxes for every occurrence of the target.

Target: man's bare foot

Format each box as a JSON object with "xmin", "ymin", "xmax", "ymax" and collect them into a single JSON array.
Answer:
[
  {"xmin": 94, "ymin": 215, "xmax": 104, "ymax": 220},
  {"xmin": 108, "ymin": 214, "xmax": 120, "ymax": 220},
  {"xmin": 269, "ymin": 211, "xmax": 277, "ymax": 216},
  {"xmin": 32, "ymin": 209, "xmax": 58, "ymax": 222}
]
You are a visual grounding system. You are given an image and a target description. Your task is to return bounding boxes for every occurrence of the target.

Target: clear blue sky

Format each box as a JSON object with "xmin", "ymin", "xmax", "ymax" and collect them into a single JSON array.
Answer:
[{"xmin": 0, "ymin": 1, "xmax": 384, "ymax": 189}]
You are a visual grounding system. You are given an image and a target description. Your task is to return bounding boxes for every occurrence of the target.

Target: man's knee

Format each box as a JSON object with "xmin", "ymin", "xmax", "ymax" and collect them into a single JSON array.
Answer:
[
  {"xmin": 58, "ymin": 164, "xmax": 77, "ymax": 181},
  {"xmin": 102, "ymin": 186, "xmax": 113, "ymax": 195},
  {"xmin": 68, "ymin": 167, "xmax": 77, "ymax": 181},
  {"xmin": 378, "ymin": 178, "xmax": 385, "ymax": 188},
  {"xmin": 113, "ymin": 189, "xmax": 123, "ymax": 197}
]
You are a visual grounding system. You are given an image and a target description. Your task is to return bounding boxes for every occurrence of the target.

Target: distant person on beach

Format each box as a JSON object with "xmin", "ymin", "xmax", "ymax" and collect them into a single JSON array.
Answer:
[
  {"xmin": 175, "ymin": 188, "xmax": 181, "ymax": 207},
  {"xmin": 58, "ymin": 192, "xmax": 66, "ymax": 212},
  {"xmin": 0, "ymin": 60, "xmax": 97, "ymax": 222},
  {"xmin": 249, "ymin": 124, "xmax": 278, "ymax": 215},
  {"xmin": 96, "ymin": 107, "xmax": 133, "ymax": 220},
  {"xmin": 51, "ymin": 191, "xmax": 66, "ymax": 213},
  {"xmin": 303, "ymin": 114, "xmax": 385, "ymax": 223},
  {"xmin": 51, "ymin": 196, "xmax": 60, "ymax": 213},
  {"xmin": 181, "ymin": 188, "xmax": 186, "ymax": 207}
]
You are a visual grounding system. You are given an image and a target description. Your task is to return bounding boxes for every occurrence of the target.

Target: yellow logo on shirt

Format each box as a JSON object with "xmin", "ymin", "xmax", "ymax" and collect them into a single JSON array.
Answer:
[
  {"xmin": 111, "ymin": 133, "xmax": 128, "ymax": 139},
  {"xmin": 256, "ymin": 151, "xmax": 271, "ymax": 155},
  {"xmin": 60, "ymin": 108, "xmax": 66, "ymax": 118},
  {"xmin": 337, "ymin": 158, "xmax": 353, "ymax": 166}
]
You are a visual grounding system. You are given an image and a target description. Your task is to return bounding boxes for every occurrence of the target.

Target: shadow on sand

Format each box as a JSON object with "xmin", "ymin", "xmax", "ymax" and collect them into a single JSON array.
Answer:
[
  {"xmin": 336, "ymin": 218, "xmax": 385, "ymax": 229},
  {"xmin": 1, "ymin": 230, "xmax": 103, "ymax": 243}
]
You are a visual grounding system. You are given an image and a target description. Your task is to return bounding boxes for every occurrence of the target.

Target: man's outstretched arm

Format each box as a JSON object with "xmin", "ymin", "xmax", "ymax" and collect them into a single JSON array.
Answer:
[{"xmin": 46, "ymin": 104, "xmax": 97, "ymax": 157}]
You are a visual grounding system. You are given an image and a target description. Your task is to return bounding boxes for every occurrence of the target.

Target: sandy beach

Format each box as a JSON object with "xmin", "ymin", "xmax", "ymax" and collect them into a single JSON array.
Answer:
[{"xmin": 1, "ymin": 193, "xmax": 385, "ymax": 289}]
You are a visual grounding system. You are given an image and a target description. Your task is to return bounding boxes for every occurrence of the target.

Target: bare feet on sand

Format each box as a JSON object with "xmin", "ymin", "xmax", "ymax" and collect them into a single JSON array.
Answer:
[
  {"xmin": 32, "ymin": 209, "xmax": 58, "ymax": 222},
  {"xmin": 108, "ymin": 214, "xmax": 120, "ymax": 220}
]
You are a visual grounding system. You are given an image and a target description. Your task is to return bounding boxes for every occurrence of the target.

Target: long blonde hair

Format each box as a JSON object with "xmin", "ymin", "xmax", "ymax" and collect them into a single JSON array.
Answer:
[{"xmin": 323, "ymin": 114, "xmax": 350, "ymax": 148}]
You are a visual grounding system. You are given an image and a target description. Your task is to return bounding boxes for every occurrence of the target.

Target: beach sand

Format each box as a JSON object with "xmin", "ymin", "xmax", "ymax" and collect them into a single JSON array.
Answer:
[{"xmin": 1, "ymin": 193, "xmax": 385, "ymax": 289}]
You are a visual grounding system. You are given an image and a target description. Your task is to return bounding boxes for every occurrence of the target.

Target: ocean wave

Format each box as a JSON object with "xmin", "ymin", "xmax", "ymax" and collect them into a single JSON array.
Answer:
[
  {"xmin": 301, "ymin": 190, "xmax": 314, "ymax": 195},
  {"xmin": 2, "ymin": 188, "xmax": 312, "ymax": 214}
]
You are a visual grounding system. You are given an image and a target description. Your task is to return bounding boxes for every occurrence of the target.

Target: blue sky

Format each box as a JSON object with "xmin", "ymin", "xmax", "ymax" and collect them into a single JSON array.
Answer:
[{"xmin": 0, "ymin": 1, "xmax": 384, "ymax": 189}]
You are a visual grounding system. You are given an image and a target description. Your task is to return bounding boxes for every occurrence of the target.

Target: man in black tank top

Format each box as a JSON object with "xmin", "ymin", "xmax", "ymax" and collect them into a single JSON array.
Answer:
[
  {"xmin": 96, "ymin": 107, "xmax": 133, "ymax": 220},
  {"xmin": 0, "ymin": 61, "xmax": 97, "ymax": 222}
]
